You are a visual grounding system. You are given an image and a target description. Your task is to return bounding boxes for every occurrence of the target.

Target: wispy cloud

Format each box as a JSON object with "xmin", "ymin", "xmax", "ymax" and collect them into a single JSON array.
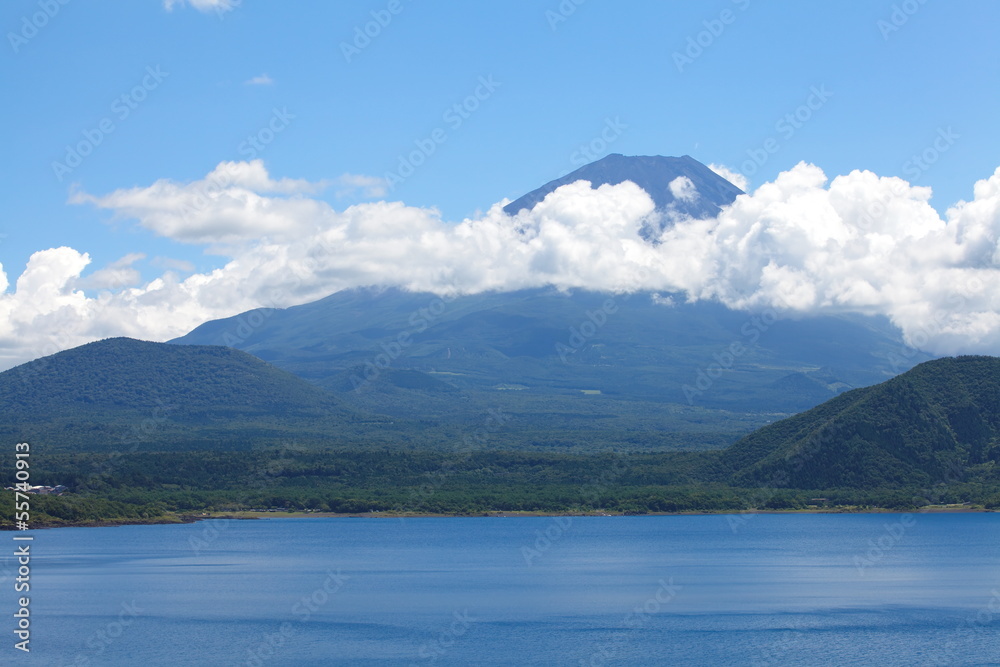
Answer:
[
  {"xmin": 244, "ymin": 73, "xmax": 274, "ymax": 86},
  {"xmin": 151, "ymin": 256, "xmax": 196, "ymax": 273},
  {"xmin": 164, "ymin": 0, "xmax": 238, "ymax": 14},
  {"xmin": 335, "ymin": 174, "xmax": 388, "ymax": 199},
  {"xmin": 74, "ymin": 253, "xmax": 146, "ymax": 290}
]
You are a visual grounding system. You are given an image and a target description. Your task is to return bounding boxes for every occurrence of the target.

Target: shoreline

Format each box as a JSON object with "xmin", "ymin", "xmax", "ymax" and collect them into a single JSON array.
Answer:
[
  {"xmin": 5, "ymin": 504, "xmax": 994, "ymax": 530},
  {"xmin": 216, "ymin": 505, "xmax": 996, "ymax": 520}
]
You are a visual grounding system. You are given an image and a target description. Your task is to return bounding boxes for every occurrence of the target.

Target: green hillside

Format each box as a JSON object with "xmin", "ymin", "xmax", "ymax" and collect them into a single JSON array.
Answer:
[
  {"xmin": 720, "ymin": 356, "xmax": 1000, "ymax": 489},
  {"xmin": 0, "ymin": 337, "xmax": 380, "ymax": 450},
  {"xmin": 0, "ymin": 337, "xmax": 767, "ymax": 454},
  {"xmin": 4, "ymin": 354, "xmax": 1000, "ymax": 526}
]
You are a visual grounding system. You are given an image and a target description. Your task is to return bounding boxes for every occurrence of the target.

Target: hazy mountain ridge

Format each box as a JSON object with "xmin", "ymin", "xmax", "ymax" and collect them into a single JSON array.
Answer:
[{"xmin": 173, "ymin": 286, "xmax": 927, "ymax": 416}]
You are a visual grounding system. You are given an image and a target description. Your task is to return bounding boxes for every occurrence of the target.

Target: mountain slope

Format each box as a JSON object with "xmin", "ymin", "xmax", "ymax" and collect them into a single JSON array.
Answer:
[
  {"xmin": 0, "ymin": 338, "xmax": 369, "ymax": 450},
  {"xmin": 503, "ymin": 154, "xmax": 743, "ymax": 222},
  {"xmin": 164, "ymin": 152, "xmax": 937, "ymax": 449},
  {"xmin": 173, "ymin": 287, "xmax": 922, "ymax": 408},
  {"xmin": 719, "ymin": 356, "xmax": 1000, "ymax": 489},
  {"xmin": 172, "ymin": 286, "xmax": 931, "ymax": 448}
]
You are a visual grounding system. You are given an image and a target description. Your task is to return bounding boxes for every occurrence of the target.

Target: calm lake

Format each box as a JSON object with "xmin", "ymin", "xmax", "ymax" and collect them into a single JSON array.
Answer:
[{"xmin": 13, "ymin": 513, "xmax": 1000, "ymax": 666}]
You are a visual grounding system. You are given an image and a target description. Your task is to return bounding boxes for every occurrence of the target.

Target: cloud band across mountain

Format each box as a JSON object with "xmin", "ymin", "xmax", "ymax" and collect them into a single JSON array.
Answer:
[{"xmin": 0, "ymin": 158, "xmax": 998, "ymax": 369}]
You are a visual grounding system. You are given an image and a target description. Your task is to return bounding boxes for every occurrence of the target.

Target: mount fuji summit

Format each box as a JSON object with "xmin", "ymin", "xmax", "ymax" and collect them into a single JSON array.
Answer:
[{"xmin": 503, "ymin": 154, "xmax": 744, "ymax": 224}]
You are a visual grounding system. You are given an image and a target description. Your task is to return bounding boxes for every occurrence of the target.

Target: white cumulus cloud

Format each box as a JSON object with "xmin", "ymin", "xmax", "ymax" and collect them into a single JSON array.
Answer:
[
  {"xmin": 2, "ymin": 160, "xmax": 1000, "ymax": 370},
  {"xmin": 668, "ymin": 176, "xmax": 698, "ymax": 202},
  {"xmin": 708, "ymin": 163, "xmax": 749, "ymax": 192},
  {"xmin": 69, "ymin": 160, "xmax": 328, "ymax": 245}
]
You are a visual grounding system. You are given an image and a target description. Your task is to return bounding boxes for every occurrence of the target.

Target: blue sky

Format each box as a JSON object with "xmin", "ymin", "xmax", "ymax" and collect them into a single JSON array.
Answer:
[
  {"xmin": 1, "ymin": 0, "xmax": 999, "ymax": 367},
  {"xmin": 4, "ymin": 0, "xmax": 999, "ymax": 274}
]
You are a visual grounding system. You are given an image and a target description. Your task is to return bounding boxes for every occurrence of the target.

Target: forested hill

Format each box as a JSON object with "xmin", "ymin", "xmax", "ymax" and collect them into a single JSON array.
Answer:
[
  {"xmin": 3, "ymin": 353, "xmax": 1000, "ymax": 525},
  {"xmin": 719, "ymin": 356, "xmax": 1000, "ymax": 489},
  {"xmin": 3, "ymin": 337, "xmax": 344, "ymax": 412},
  {"xmin": 0, "ymin": 337, "xmax": 372, "ymax": 449}
]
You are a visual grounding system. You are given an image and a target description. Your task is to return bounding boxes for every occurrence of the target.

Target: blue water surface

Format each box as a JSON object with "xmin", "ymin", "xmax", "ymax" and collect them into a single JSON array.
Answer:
[{"xmin": 7, "ymin": 513, "xmax": 1000, "ymax": 666}]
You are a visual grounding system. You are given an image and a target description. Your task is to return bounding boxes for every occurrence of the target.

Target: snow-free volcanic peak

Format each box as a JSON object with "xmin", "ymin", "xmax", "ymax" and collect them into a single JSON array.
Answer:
[{"xmin": 503, "ymin": 154, "xmax": 744, "ymax": 224}]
